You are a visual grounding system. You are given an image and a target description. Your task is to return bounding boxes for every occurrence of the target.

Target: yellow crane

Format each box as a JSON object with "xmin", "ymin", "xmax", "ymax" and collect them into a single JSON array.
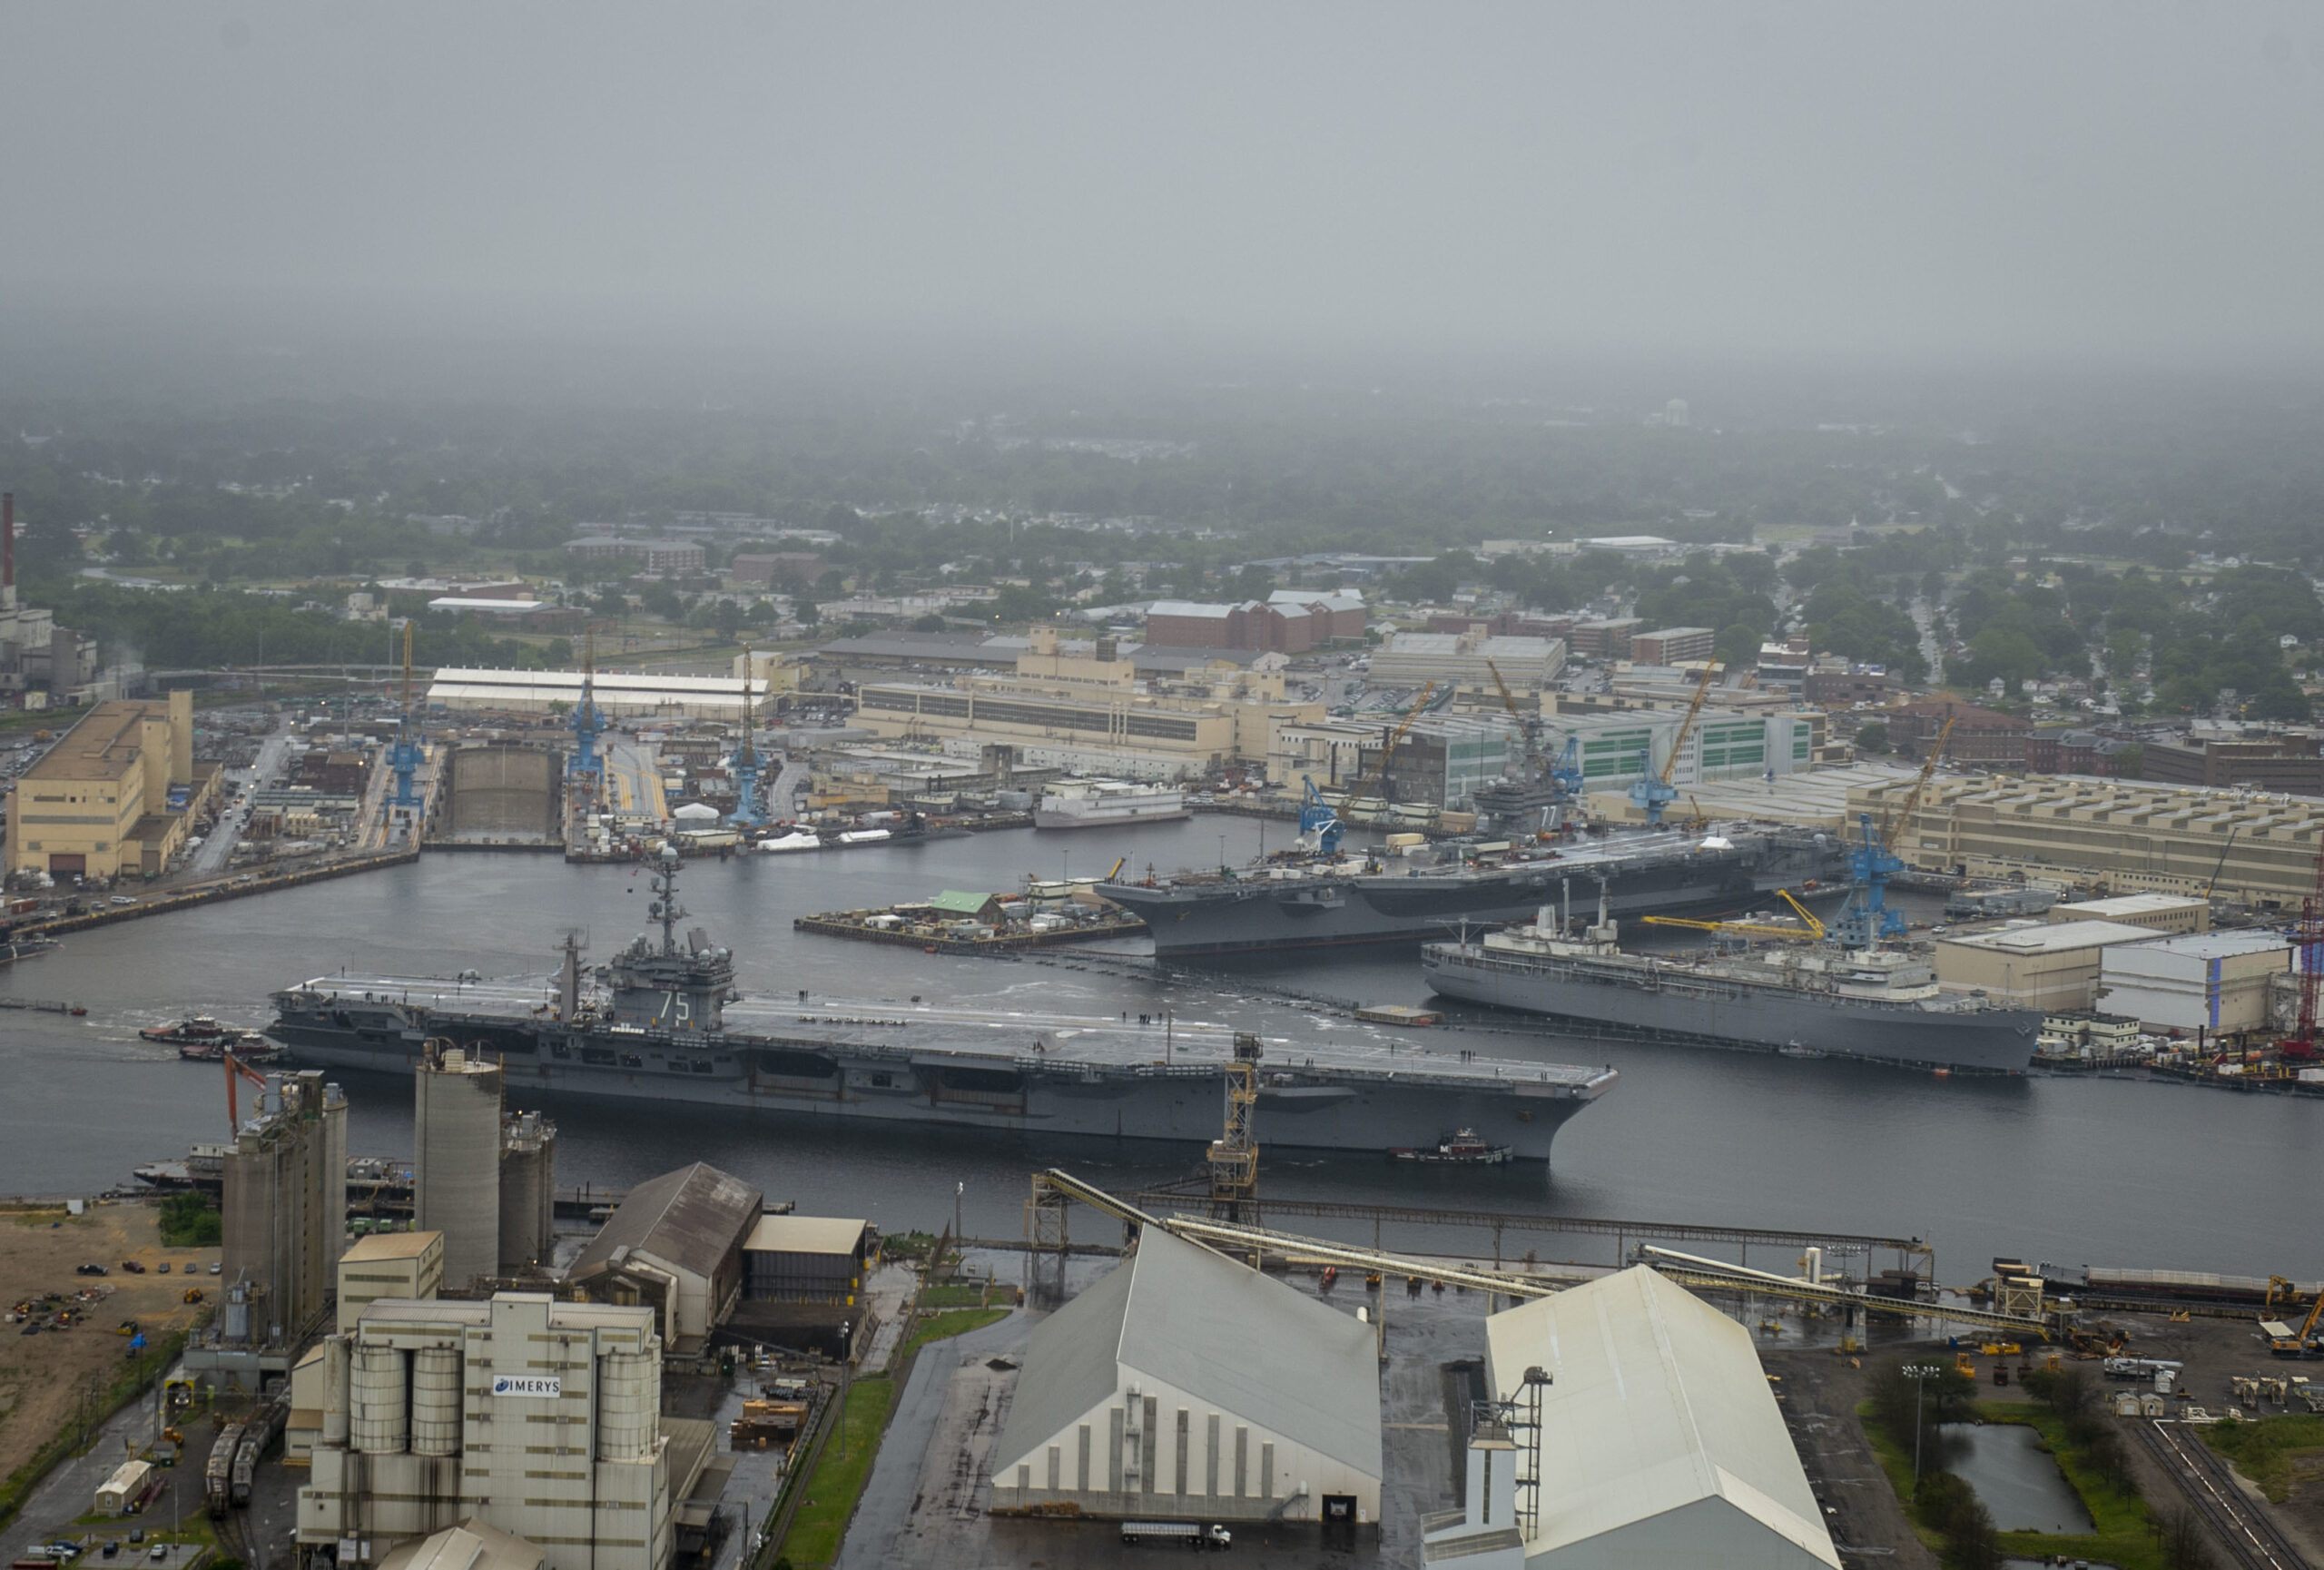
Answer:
[
  {"xmin": 1336, "ymin": 682, "xmax": 1437, "ymax": 822},
  {"xmin": 1881, "ymin": 714, "xmax": 1956, "ymax": 854},
  {"xmin": 1630, "ymin": 663, "xmax": 1719, "ymax": 824},
  {"xmin": 1641, "ymin": 887, "xmax": 1827, "ymax": 943}
]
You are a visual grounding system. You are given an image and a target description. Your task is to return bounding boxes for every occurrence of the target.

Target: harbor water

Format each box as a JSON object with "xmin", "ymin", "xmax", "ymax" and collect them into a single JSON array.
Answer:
[{"xmin": 4, "ymin": 815, "xmax": 2319, "ymax": 1283}]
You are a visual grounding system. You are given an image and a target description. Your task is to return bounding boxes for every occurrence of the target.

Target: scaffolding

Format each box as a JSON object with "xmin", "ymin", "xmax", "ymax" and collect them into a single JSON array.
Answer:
[{"xmin": 1206, "ymin": 1034, "xmax": 1263, "ymax": 1223}]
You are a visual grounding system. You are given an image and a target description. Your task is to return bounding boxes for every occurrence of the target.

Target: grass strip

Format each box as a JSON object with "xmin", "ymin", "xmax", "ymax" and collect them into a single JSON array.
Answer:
[
  {"xmin": 2202, "ymin": 1412, "xmax": 2324, "ymax": 1503},
  {"xmin": 776, "ymin": 1308, "xmax": 1010, "ymax": 1567}
]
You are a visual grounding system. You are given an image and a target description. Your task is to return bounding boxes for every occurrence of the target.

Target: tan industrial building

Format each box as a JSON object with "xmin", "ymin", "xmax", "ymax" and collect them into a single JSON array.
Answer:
[
  {"xmin": 990, "ymin": 1227, "xmax": 1382, "ymax": 1528},
  {"xmin": 1369, "ymin": 630, "xmax": 1566, "ymax": 688},
  {"xmin": 2048, "ymin": 894, "xmax": 2210, "ymax": 934},
  {"xmin": 2099, "ymin": 931, "xmax": 2292, "ymax": 1035},
  {"xmin": 568, "ymin": 1163, "xmax": 763, "ymax": 1351},
  {"xmin": 1852, "ymin": 775, "xmax": 2324, "ymax": 908},
  {"xmin": 855, "ymin": 627, "xmax": 1320, "ymax": 779},
  {"xmin": 297, "ymin": 1292, "xmax": 707, "ymax": 1570},
  {"xmin": 5, "ymin": 691, "xmax": 218, "ymax": 879},
  {"xmin": 338, "ymin": 1232, "xmax": 446, "ymax": 1328},
  {"xmin": 1932, "ymin": 920, "xmax": 2157, "ymax": 1011}
]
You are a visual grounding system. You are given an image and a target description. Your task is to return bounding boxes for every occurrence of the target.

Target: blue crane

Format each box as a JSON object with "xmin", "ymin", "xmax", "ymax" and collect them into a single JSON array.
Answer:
[
  {"xmin": 568, "ymin": 631, "xmax": 606, "ymax": 795},
  {"xmin": 1297, "ymin": 775, "xmax": 1343, "ymax": 854},
  {"xmin": 1834, "ymin": 811, "xmax": 1908, "ymax": 948},
  {"xmin": 1628, "ymin": 663, "xmax": 1718, "ymax": 824},
  {"xmin": 1836, "ymin": 714, "xmax": 1955, "ymax": 948},
  {"xmin": 726, "ymin": 651, "xmax": 768, "ymax": 828},
  {"xmin": 1548, "ymin": 733, "xmax": 1584, "ymax": 796},
  {"xmin": 388, "ymin": 621, "xmax": 423, "ymax": 812}
]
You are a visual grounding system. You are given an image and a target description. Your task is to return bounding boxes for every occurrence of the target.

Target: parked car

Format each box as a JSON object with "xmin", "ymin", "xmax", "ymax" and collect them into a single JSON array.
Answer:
[
  {"xmin": 75, "ymin": 1263, "xmax": 107, "ymax": 1277},
  {"xmin": 119, "ymin": 1261, "xmax": 145, "ymax": 1274},
  {"xmin": 154, "ymin": 1263, "xmax": 170, "ymax": 1275}
]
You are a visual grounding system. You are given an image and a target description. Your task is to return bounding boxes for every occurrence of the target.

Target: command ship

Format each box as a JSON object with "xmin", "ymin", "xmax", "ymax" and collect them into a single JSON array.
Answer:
[
  {"xmin": 268, "ymin": 851, "xmax": 1616, "ymax": 1161},
  {"xmin": 1421, "ymin": 901, "xmax": 2039, "ymax": 1073}
]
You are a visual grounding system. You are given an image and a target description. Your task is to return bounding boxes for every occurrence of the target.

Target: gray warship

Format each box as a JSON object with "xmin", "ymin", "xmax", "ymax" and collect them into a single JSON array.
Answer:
[
  {"xmin": 1098, "ymin": 824, "xmax": 1841, "ymax": 959},
  {"xmin": 268, "ymin": 850, "xmax": 1616, "ymax": 1161},
  {"xmin": 1420, "ymin": 902, "xmax": 2039, "ymax": 1073}
]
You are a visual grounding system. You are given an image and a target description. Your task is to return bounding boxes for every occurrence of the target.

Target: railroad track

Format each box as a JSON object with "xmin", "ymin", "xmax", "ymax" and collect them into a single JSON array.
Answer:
[{"xmin": 2138, "ymin": 1418, "xmax": 2310, "ymax": 1570}]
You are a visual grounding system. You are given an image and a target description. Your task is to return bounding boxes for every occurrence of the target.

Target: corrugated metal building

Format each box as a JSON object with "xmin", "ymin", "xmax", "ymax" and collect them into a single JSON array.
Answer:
[
  {"xmin": 2099, "ymin": 930, "xmax": 2292, "ymax": 1033},
  {"xmin": 1932, "ymin": 919, "xmax": 2158, "ymax": 1011},
  {"xmin": 741, "ymin": 1216, "xmax": 872, "ymax": 1304},
  {"xmin": 1424, "ymin": 1267, "xmax": 1837, "ymax": 1568},
  {"xmin": 990, "ymin": 1228, "xmax": 1383, "ymax": 1527},
  {"xmin": 569, "ymin": 1163, "xmax": 763, "ymax": 1348}
]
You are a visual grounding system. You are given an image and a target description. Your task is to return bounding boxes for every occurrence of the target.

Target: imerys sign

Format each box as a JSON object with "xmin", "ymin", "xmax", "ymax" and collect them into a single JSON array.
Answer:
[{"xmin": 491, "ymin": 1375, "xmax": 563, "ymax": 1398}]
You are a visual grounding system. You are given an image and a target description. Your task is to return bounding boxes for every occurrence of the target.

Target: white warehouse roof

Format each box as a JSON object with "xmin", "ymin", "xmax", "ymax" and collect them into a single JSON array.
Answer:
[
  {"xmin": 428, "ymin": 667, "xmax": 756, "ymax": 717},
  {"xmin": 1485, "ymin": 1266, "xmax": 1839, "ymax": 1567},
  {"xmin": 992, "ymin": 1226, "xmax": 1382, "ymax": 1482},
  {"xmin": 1938, "ymin": 919, "xmax": 2155, "ymax": 955}
]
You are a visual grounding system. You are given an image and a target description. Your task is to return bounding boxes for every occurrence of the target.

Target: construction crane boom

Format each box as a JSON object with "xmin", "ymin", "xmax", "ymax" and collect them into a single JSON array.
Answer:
[
  {"xmin": 1882, "ymin": 715, "xmax": 1956, "ymax": 854},
  {"xmin": 1628, "ymin": 663, "xmax": 1718, "ymax": 824},
  {"xmin": 1640, "ymin": 887, "xmax": 1826, "ymax": 943},
  {"xmin": 1338, "ymin": 682, "xmax": 1436, "ymax": 817}
]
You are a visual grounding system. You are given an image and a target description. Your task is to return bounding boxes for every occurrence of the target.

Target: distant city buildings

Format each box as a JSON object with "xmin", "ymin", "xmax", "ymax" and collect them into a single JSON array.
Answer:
[{"xmin": 1143, "ymin": 589, "xmax": 1364, "ymax": 653}]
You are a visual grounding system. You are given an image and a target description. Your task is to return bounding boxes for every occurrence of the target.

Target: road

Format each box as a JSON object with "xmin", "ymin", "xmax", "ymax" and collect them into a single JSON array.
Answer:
[
  {"xmin": 835, "ymin": 1311, "xmax": 1027, "ymax": 1570},
  {"xmin": 604, "ymin": 737, "xmax": 667, "ymax": 820},
  {"xmin": 186, "ymin": 721, "xmax": 293, "ymax": 880}
]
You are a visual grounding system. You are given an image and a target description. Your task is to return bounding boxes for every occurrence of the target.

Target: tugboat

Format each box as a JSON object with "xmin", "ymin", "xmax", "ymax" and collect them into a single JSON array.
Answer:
[
  {"xmin": 139, "ymin": 1016, "xmax": 233, "ymax": 1045},
  {"xmin": 1388, "ymin": 1129, "xmax": 1512, "ymax": 1165},
  {"xmin": 176, "ymin": 1032, "xmax": 281, "ymax": 1064}
]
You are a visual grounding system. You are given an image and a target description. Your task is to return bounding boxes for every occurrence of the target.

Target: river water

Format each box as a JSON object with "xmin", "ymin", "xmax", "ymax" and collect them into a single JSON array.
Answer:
[{"xmin": 3, "ymin": 815, "xmax": 2314, "ymax": 1286}]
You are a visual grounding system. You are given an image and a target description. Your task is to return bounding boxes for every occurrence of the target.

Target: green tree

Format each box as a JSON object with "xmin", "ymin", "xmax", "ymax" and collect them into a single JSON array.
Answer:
[{"xmin": 1855, "ymin": 721, "xmax": 1890, "ymax": 755}]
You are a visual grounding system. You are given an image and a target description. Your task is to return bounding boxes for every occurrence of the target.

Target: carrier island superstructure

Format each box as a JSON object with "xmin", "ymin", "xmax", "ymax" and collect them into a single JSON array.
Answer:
[{"xmin": 268, "ymin": 851, "xmax": 1615, "ymax": 1161}]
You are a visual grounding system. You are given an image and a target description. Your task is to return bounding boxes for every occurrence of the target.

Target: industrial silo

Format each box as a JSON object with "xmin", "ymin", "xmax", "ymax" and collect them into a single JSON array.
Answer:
[
  {"xmin": 415, "ymin": 1043, "xmax": 503, "ymax": 1290},
  {"xmin": 409, "ymin": 1347, "xmax": 462, "ymax": 1456},
  {"xmin": 350, "ymin": 1344, "xmax": 409, "ymax": 1455}
]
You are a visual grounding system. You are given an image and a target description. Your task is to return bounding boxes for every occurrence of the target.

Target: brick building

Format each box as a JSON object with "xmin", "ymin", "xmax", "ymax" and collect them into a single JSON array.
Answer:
[
  {"xmin": 564, "ymin": 538, "xmax": 706, "ymax": 575},
  {"xmin": 2138, "ymin": 735, "xmax": 2323, "ymax": 795},
  {"xmin": 1630, "ymin": 627, "xmax": 1716, "ymax": 666},
  {"xmin": 1146, "ymin": 599, "xmax": 1334, "ymax": 654},
  {"xmin": 1804, "ymin": 665, "xmax": 1891, "ymax": 707},
  {"xmin": 1886, "ymin": 698, "xmax": 2031, "ymax": 765},
  {"xmin": 1569, "ymin": 617, "xmax": 1642, "ymax": 659},
  {"xmin": 728, "ymin": 551, "xmax": 826, "ymax": 588}
]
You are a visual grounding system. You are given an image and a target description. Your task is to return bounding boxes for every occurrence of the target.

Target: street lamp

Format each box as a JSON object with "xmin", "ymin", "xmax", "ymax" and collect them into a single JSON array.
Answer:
[{"xmin": 1900, "ymin": 1363, "xmax": 1945, "ymax": 1496}]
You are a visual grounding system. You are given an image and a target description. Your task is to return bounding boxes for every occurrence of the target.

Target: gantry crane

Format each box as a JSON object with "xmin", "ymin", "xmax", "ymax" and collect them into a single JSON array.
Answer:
[
  {"xmin": 726, "ymin": 646, "xmax": 767, "ymax": 828},
  {"xmin": 1629, "ymin": 663, "xmax": 1719, "ymax": 824},
  {"xmin": 387, "ymin": 621, "xmax": 424, "ymax": 813},
  {"xmin": 568, "ymin": 627, "xmax": 607, "ymax": 799},
  {"xmin": 1641, "ymin": 887, "xmax": 1827, "ymax": 943},
  {"xmin": 1296, "ymin": 775, "xmax": 1344, "ymax": 854},
  {"xmin": 1835, "ymin": 716, "xmax": 1954, "ymax": 949},
  {"xmin": 2278, "ymin": 842, "xmax": 2324, "ymax": 1062}
]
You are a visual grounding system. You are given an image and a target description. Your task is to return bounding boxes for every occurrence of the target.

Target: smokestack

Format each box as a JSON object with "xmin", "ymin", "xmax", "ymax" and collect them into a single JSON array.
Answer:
[{"xmin": 3, "ymin": 493, "xmax": 13, "ymax": 589}]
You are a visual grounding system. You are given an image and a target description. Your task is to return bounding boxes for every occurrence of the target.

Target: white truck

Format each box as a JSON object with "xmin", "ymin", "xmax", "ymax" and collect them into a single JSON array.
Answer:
[{"xmin": 1119, "ymin": 1520, "xmax": 1233, "ymax": 1550}]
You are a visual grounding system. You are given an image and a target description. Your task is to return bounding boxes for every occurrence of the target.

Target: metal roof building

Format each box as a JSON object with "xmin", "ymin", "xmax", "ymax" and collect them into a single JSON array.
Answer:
[
  {"xmin": 1425, "ymin": 1266, "xmax": 1838, "ymax": 1568},
  {"xmin": 427, "ymin": 667, "xmax": 756, "ymax": 720},
  {"xmin": 990, "ymin": 1227, "xmax": 1383, "ymax": 1527},
  {"xmin": 569, "ymin": 1162, "xmax": 763, "ymax": 1348}
]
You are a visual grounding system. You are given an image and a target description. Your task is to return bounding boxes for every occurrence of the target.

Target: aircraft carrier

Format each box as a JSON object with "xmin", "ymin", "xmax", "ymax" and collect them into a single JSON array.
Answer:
[
  {"xmin": 1421, "ymin": 904, "xmax": 2039, "ymax": 1073},
  {"xmin": 1098, "ymin": 825, "xmax": 1842, "ymax": 959},
  {"xmin": 267, "ymin": 851, "xmax": 1616, "ymax": 1161}
]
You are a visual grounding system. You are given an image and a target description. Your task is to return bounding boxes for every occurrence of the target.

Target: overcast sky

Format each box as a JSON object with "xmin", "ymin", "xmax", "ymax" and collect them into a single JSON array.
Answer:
[{"xmin": 5, "ymin": 3, "xmax": 2321, "ymax": 367}]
